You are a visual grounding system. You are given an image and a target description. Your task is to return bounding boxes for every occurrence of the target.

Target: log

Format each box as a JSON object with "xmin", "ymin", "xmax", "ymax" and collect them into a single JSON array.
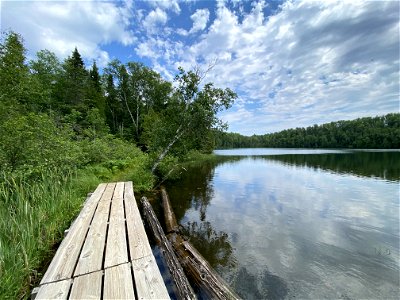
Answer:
[
  {"xmin": 161, "ymin": 189, "xmax": 240, "ymax": 300},
  {"xmin": 141, "ymin": 196, "xmax": 196, "ymax": 300},
  {"xmin": 161, "ymin": 186, "xmax": 179, "ymax": 234}
]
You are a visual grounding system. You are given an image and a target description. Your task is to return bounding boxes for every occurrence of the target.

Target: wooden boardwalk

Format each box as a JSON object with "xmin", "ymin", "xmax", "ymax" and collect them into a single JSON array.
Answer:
[{"xmin": 34, "ymin": 182, "xmax": 170, "ymax": 299}]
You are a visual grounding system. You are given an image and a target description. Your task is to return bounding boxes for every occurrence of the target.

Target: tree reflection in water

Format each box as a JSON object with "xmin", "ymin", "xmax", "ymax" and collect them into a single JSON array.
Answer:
[
  {"xmin": 181, "ymin": 221, "xmax": 236, "ymax": 270},
  {"xmin": 264, "ymin": 151, "xmax": 400, "ymax": 181}
]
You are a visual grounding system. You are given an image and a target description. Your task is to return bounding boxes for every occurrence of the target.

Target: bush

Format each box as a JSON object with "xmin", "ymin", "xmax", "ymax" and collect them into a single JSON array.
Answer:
[
  {"xmin": 0, "ymin": 113, "xmax": 82, "ymax": 179},
  {"xmin": 79, "ymin": 135, "xmax": 142, "ymax": 166}
]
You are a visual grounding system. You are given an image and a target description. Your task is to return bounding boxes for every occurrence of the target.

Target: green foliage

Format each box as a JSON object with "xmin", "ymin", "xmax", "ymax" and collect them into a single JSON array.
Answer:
[
  {"xmin": 54, "ymin": 47, "xmax": 88, "ymax": 115},
  {"xmin": 103, "ymin": 60, "xmax": 173, "ymax": 141},
  {"xmin": 216, "ymin": 114, "xmax": 400, "ymax": 149},
  {"xmin": 114, "ymin": 155, "xmax": 155, "ymax": 191},
  {"xmin": 29, "ymin": 49, "xmax": 62, "ymax": 110},
  {"xmin": 79, "ymin": 134, "xmax": 141, "ymax": 165},
  {"xmin": 142, "ymin": 67, "xmax": 236, "ymax": 172},
  {"xmin": 0, "ymin": 31, "xmax": 31, "ymax": 108},
  {"xmin": 0, "ymin": 113, "xmax": 81, "ymax": 178}
]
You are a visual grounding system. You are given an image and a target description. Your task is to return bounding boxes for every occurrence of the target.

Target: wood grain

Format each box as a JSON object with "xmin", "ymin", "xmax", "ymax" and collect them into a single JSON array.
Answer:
[
  {"xmin": 69, "ymin": 271, "xmax": 102, "ymax": 299},
  {"xmin": 104, "ymin": 182, "xmax": 128, "ymax": 268},
  {"xmin": 104, "ymin": 263, "xmax": 135, "ymax": 299},
  {"xmin": 40, "ymin": 184, "xmax": 106, "ymax": 284},
  {"xmin": 74, "ymin": 183, "xmax": 115, "ymax": 276},
  {"xmin": 124, "ymin": 181, "xmax": 153, "ymax": 260},
  {"xmin": 132, "ymin": 255, "xmax": 171, "ymax": 300},
  {"xmin": 35, "ymin": 279, "xmax": 72, "ymax": 299}
]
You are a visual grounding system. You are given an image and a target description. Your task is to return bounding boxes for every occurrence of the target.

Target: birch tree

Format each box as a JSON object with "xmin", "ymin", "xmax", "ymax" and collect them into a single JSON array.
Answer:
[{"xmin": 144, "ymin": 67, "xmax": 237, "ymax": 173}]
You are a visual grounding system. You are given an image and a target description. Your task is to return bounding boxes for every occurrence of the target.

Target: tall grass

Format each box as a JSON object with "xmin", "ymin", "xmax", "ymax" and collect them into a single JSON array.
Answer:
[
  {"xmin": 0, "ymin": 169, "xmax": 93, "ymax": 298},
  {"xmin": 0, "ymin": 156, "xmax": 156, "ymax": 298}
]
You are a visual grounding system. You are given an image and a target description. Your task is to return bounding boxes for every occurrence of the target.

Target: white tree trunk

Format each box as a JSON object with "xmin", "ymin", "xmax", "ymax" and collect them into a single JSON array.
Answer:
[{"xmin": 151, "ymin": 124, "xmax": 185, "ymax": 174}]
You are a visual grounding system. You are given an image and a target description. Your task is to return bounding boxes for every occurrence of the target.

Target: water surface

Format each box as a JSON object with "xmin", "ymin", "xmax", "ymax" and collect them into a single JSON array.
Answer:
[{"xmin": 165, "ymin": 149, "xmax": 400, "ymax": 299}]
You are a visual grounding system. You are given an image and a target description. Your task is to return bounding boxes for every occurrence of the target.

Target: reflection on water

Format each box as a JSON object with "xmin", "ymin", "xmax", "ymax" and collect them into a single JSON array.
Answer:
[
  {"xmin": 182, "ymin": 221, "xmax": 236, "ymax": 269},
  {"xmin": 233, "ymin": 267, "xmax": 289, "ymax": 300},
  {"xmin": 165, "ymin": 150, "xmax": 400, "ymax": 299},
  {"xmin": 265, "ymin": 151, "xmax": 400, "ymax": 181}
]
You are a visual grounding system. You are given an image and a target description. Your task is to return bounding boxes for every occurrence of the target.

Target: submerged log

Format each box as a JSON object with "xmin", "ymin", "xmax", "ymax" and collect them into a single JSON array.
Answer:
[
  {"xmin": 161, "ymin": 189, "xmax": 240, "ymax": 300},
  {"xmin": 161, "ymin": 186, "xmax": 179, "ymax": 234},
  {"xmin": 141, "ymin": 196, "xmax": 196, "ymax": 300}
]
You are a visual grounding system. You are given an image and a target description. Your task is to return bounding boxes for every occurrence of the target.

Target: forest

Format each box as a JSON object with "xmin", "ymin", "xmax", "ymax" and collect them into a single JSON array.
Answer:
[
  {"xmin": 215, "ymin": 113, "xmax": 400, "ymax": 149},
  {"xmin": 0, "ymin": 31, "xmax": 236, "ymax": 298},
  {"xmin": 0, "ymin": 31, "xmax": 237, "ymax": 181}
]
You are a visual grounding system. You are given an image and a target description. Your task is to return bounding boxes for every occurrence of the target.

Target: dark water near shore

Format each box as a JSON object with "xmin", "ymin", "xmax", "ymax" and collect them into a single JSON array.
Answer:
[{"xmin": 165, "ymin": 149, "xmax": 400, "ymax": 299}]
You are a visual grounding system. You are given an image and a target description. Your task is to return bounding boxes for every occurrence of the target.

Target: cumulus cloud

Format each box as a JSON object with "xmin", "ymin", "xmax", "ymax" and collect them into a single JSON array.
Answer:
[
  {"xmin": 185, "ymin": 0, "xmax": 399, "ymax": 134},
  {"xmin": 142, "ymin": 7, "xmax": 168, "ymax": 33},
  {"xmin": 1, "ymin": 0, "xmax": 135, "ymax": 67},
  {"xmin": 148, "ymin": 0, "xmax": 181, "ymax": 14},
  {"xmin": 190, "ymin": 9, "xmax": 210, "ymax": 33}
]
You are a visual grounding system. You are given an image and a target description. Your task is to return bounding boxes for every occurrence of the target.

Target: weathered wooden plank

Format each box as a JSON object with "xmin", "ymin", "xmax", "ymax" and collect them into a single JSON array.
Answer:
[
  {"xmin": 40, "ymin": 184, "xmax": 107, "ymax": 284},
  {"xmin": 35, "ymin": 279, "xmax": 72, "ymax": 299},
  {"xmin": 69, "ymin": 271, "xmax": 102, "ymax": 299},
  {"xmin": 104, "ymin": 263, "xmax": 135, "ymax": 299},
  {"xmin": 132, "ymin": 255, "xmax": 171, "ymax": 300},
  {"xmin": 124, "ymin": 181, "xmax": 153, "ymax": 260},
  {"xmin": 74, "ymin": 183, "xmax": 115, "ymax": 276},
  {"xmin": 104, "ymin": 182, "xmax": 128, "ymax": 268}
]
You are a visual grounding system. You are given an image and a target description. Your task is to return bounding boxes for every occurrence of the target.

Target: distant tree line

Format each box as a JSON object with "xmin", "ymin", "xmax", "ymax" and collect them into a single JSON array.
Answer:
[{"xmin": 215, "ymin": 114, "xmax": 400, "ymax": 149}]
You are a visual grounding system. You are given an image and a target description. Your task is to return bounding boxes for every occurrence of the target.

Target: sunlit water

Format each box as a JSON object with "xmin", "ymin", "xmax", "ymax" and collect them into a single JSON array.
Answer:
[{"xmin": 165, "ymin": 149, "xmax": 400, "ymax": 299}]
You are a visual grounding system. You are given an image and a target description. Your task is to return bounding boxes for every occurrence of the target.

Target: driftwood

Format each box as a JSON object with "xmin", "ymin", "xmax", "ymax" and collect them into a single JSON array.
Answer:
[
  {"xmin": 141, "ymin": 196, "xmax": 196, "ymax": 300},
  {"xmin": 161, "ymin": 188, "xmax": 240, "ymax": 300}
]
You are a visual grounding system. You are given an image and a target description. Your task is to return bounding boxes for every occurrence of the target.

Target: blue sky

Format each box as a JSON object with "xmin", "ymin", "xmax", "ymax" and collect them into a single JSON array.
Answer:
[{"xmin": 1, "ymin": 0, "xmax": 399, "ymax": 135}]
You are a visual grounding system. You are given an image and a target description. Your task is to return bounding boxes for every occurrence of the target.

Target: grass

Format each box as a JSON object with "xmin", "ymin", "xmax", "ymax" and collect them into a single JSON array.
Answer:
[
  {"xmin": 0, "ymin": 170, "xmax": 85, "ymax": 298},
  {"xmin": 0, "ymin": 157, "xmax": 155, "ymax": 298}
]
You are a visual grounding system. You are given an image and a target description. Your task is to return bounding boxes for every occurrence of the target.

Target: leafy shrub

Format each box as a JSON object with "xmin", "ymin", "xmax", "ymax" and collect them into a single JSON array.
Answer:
[{"xmin": 0, "ymin": 113, "xmax": 82, "ymax": 179}]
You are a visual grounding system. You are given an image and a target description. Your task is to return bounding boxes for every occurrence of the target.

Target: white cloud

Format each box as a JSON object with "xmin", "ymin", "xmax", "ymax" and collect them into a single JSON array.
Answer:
[
  {"xmin": 1, "ymin": 0, "xmax": 135, "ymax": 67},
  {"xmin": 176, "ymin": 28, "xmax": 189, "ymax": 36},
  {"xmin": 148, "ymin": 0, "xmax": 181, "ymax": 14},
  {"xmin": 190, "ymin": 9, "xmax": 210, "ymax": 33},
  {"xmin": 180, "ymin": 0, "xmax": 399, "ymax": 134},
  {"xmin": 143, "ymin": 7, "xmax": 168, "ymax": 33}
]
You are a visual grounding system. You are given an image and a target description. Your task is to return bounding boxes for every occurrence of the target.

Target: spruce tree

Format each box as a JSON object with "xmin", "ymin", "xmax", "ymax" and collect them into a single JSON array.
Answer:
[{"xmin": 56, "ymin": 47, "xmax": 88, "ymax": 114}]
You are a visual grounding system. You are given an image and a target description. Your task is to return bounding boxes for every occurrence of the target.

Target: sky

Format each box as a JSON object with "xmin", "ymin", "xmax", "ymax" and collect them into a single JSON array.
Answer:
[{"xmin": 1, "ymin": 0, "xmax": 399, "ymax": 135}]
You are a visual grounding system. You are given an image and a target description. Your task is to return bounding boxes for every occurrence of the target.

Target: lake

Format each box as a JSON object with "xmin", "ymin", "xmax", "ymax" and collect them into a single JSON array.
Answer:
[{"xmin": 164, "ymin": 149, "xmax": 400, "ymax": 299}]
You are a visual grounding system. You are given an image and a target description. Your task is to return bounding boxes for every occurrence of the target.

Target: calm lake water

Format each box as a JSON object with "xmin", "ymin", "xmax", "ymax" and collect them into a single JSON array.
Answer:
[{"xmin": 164, "ymin": 149, "xmax": 400, "ymax": 299}]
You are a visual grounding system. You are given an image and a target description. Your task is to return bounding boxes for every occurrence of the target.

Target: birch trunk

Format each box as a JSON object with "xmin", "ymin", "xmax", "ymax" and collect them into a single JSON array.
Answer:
[{"xmin": 151, "ymin": 124, "xmax": 185, "ymax": 174}]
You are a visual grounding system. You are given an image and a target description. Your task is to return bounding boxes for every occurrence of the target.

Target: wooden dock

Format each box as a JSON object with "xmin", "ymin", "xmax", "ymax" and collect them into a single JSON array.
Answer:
[{"xmin": 33, "ymin": 182, "xmax": 170, "ymax": 299}]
